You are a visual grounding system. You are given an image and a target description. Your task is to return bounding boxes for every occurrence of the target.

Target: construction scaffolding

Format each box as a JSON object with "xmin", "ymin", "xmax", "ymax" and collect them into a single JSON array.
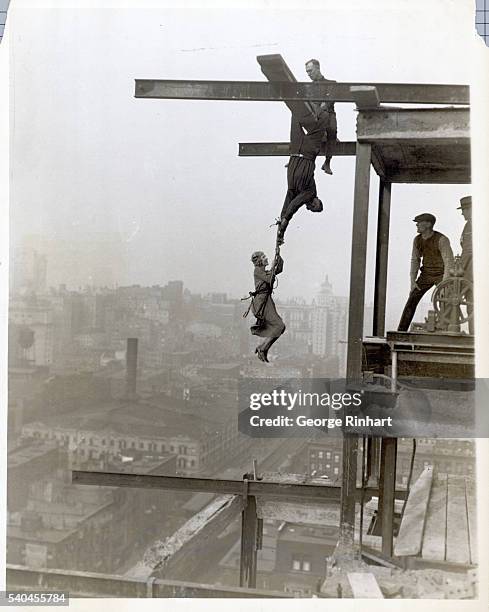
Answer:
[{"xmin": 64, "ymin": 54, "xmax": 473, "ymax": 596}]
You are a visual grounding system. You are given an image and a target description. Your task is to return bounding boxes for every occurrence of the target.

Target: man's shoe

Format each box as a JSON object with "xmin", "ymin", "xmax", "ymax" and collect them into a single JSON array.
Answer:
[{"xmin": 321, "ymin": 161, "xmax": 333, "ymax": 175}]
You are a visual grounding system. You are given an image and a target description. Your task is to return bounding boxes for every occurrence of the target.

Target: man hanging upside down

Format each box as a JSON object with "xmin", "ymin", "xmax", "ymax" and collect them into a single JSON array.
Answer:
[{"xmin": 276, "ymin": 106, "xmax": 329, "ymax": 245}]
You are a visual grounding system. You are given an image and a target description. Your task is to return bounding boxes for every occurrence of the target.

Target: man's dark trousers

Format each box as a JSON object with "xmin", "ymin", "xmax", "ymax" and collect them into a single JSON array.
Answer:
[{"xmin": 398, "ymin": 273, "xmax": 442, "ymax": 332}]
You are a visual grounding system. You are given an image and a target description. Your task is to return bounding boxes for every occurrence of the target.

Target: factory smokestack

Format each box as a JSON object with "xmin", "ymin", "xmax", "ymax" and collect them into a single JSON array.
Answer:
[{"xmin": 126, "ymin": 338, "xmax": 138, "ymax": 398}]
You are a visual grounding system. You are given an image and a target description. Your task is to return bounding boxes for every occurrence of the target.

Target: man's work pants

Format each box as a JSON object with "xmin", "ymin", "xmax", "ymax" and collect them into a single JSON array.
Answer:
[{"xmin": 398, "ymin": 273, "xmax": 442, "ymax": 332}]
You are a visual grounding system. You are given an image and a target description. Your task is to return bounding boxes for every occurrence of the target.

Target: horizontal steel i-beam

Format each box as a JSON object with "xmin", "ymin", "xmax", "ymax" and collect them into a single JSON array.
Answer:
[
  {"xmin": 239, "ymin": 141, "xmax": 357, "ymax": 157},
  {"xmin": 72, "ymin": 470, "xmax": 407, "ymax": 501},
  {"xmin": 135, "ymin": 80, "xmax": 469, "ymax": 105}
]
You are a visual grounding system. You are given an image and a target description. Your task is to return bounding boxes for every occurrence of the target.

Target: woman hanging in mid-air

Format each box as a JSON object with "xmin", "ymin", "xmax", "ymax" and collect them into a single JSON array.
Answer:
[{"xmin": 246, "ymin": 250, "xmax": 286, "ymax": 362}]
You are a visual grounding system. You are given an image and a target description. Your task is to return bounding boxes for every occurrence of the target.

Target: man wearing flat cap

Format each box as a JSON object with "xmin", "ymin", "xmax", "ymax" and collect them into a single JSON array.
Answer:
[
  {"xmin": 458, "ymin": 196, "xmax": 474, "ymax": 333},
  {"xmin": 398, "ymin": 213, "xmax": 454, "ymax": 331}
]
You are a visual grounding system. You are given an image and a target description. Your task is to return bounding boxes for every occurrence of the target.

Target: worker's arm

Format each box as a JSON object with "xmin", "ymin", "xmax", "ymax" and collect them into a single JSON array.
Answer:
[
  {"xmin": 410, "ymin": 239, "xmax": 421, "ymax": 290},
  {"xmin": 272, "ymin": 254, "xmax": 284, "ymax": 276},
  {"xmin": 439, "ymin": 235, "xmax": 454, "ymax": 280},
  {"xmin": 254, "ymin": 267, "xmax": 273, "ymax": 285}
]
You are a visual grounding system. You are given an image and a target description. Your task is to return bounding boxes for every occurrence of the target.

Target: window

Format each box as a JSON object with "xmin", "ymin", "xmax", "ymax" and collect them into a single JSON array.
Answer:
[
  {"xmin": 318, "ymin": 451, "xmax": 323, "ymax": 458},
  {"xmin": 102, "ymin": 439, "xmax": 106, "ymax": 446},
  {"xmin": 334, "ymin": 455, "xmax": 339, "ymax": 463},
  {"xmin": 140, "ymin": 443, "xmax": 144, "ymax": 449},
  {"xmin": 326, "ymin": 452, "xmax": 331, "ymax": 459},
  {"xmin": 334, "ymin": 467, "xmax": 339, "ymax": 475},
  {"xmin": 292, "ymin": 556, "xmax": 312, "ymax": 572}
]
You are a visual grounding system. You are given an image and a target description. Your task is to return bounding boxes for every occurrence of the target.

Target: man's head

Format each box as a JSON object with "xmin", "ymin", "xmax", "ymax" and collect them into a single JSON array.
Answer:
[
  {"xmin": 305, "ymin": 59, "xmax": 323, "ymax": 81},
  {"xmin": 251, "ymin": 251, "xmax": 267, "ymax": 266},
  {"xmin": 413, "ymin": 213, "xmax": 436, "ymax": 234},
  {"xmin": 458, "ymin": 195, "xmax": 472, "ymax": 221},
  {"xmin": 306, "ymin": 197, "xmax": 323, "ymax": 213}
]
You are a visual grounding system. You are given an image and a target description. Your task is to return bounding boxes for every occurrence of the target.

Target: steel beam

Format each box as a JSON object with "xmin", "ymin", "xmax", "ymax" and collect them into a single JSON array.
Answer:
[
  {"xmin": 72, "ymin": 470, "xmax": 406, "ymax": 501},
  {"xmin": 6, "ymin": 564, "xmax": 294, "ymax": 599},
  {"xmin": 238, "ymin": 141, "xmax": 356, "ymax": 157},
  {"xmin": 134, "ymin": 80, "xmax": 469, "ymax": 105},
  {"xmin": 347, "ymin": 142, "xmax": 372, "ymax": 381},
  {"xmin": 378, "ymin": 438, "xmax": 398, "ymax": 557},
  {"xmin": 373, "ymin": 180, "xmax": 392, "ymax": 337}
]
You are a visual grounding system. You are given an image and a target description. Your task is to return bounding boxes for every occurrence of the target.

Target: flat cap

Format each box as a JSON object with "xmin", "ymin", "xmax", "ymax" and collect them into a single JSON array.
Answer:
[
  {"xmin": 457, "ymin": 195, "xmax": 472, "ymax": 209},
  {"xmin": 413, "ymin": 213, "xmax": 436, "ymax": 224}
]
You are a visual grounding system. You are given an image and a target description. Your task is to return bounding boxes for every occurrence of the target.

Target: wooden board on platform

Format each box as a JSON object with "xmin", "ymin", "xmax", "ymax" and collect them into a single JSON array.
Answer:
[
  {"xmin": 466, "ymin": 479, "xmax": 478, "ymax": 564},
  {"xmin": 394, "ymin": 466, "xmax": 433, "ymax": 556},
  {"xmin": 347, "ymin": 572, "xmax": 384, "ymax": 599},
  {"xmin": 446, "ymin": 475, "xmax": 471, "ymax": 564},
  {"xmin": 421, "ymin": 473, "xmax": 447, "ymax": 561},
  {"xmin": 397, "ymin": 470, "xmax": 476, "ymax": 568}
]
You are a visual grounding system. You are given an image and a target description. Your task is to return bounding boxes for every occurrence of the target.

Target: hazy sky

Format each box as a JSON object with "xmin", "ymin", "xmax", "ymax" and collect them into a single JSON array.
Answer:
[{"xmin": 9, "ymin": 0, "xmax": 475, "ymax": 323}]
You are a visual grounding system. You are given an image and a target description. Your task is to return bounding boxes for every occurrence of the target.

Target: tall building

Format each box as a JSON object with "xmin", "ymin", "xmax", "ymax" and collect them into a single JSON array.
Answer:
[
  {"xmin": 9, "ymin": 296, "xmax": 54, "ymax": 367},
  {"xmin": 311, "ymin": 277, "xmax": 348, "ymax": 374},
  {"xmin": 10, "ymin": 247, "xmax": 47, "ymax": 294}
]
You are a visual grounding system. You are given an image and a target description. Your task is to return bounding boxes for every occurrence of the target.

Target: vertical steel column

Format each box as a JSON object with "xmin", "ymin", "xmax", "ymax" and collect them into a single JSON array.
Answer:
[
  {"xmin": 340, "ymin": 142, "xmax": 372, "ymax": 550},
  {"xmin": 346, "ymin": 142, "xmax": 372, "ymax": 381},
  {"xmin": 378, "ymin": 437, "xmax": 398, "ymax": 556},
  {"xmin": 373, "ymin": 180, "xmax": 392, "ymax": 337},
  {"xmin": 239, "ymin": 478, "xmax": 258, "ymax": 588}
]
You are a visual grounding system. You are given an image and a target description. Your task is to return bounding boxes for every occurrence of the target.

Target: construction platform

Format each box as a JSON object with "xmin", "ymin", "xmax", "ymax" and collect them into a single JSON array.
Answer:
[
  {"xmin": 363, "ymin": 331, "xmax": 475, "ymax": 379},
  {"xmin": 395, "ymin": 468, "xmax": 477, "ymax": 570}
]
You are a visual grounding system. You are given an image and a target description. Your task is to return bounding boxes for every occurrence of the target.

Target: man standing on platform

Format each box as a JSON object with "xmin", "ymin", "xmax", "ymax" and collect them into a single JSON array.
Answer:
[
  {"xmin": 305, "ymin": 58, "xmax": 338, "ymax": 175},
  {"xmin": 458, "ymin": 195, "xmax": 474, "ymax": 334},
  {"xmin": 398, "ymin": 213, "xmax": 454, "ymax": 332}
]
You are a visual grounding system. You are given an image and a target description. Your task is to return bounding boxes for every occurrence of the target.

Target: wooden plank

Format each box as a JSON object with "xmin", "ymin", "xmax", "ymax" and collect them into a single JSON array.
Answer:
[
  {"xmin": 465, "ymin": 479, "xmax": 477, "ymax": 564},
  {"xmin": 238, "ymin": 141, "xmax": 356, "ymax": 157},
  {"xmin": 394, "ymin": 466, "xmax": 433, "ymax": 557},
  {"xmin": 257, "ymin": 53, "xmax": 314, "ymax": 118},
  {"xmin": 134, "ymin": 79, "xmax": 470, "ymax": 105},
  {"xmin": 446, "ymin": 475, "xmax": 471, "ymax": 564},
  {"xmin": 446, "ymin": 475, "xmax": 470, "ymax": 564},
  {"xmin": 421, "ymin": 473, "xmax": 447, "ymax": 561},
  {"xmin": 346, "ymin": 142, "xmax": 372, "ymax": 381},
  {"xmin": 347, "ymin": 572, "xmax": 384, "ymax": 598},
  {"xmin": 256, "ymin": 500, "xmax": 339, "ymax": 525},
  {"xmin": 373, "ymin": 180, "xmax": 391, "ymax": 337}
]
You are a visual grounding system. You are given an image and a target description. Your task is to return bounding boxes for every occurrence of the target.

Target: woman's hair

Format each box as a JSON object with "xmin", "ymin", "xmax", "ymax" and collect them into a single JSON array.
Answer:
[{"xmin": 251, "ymin": 251, "xmax": 265, "ymax": 265}]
